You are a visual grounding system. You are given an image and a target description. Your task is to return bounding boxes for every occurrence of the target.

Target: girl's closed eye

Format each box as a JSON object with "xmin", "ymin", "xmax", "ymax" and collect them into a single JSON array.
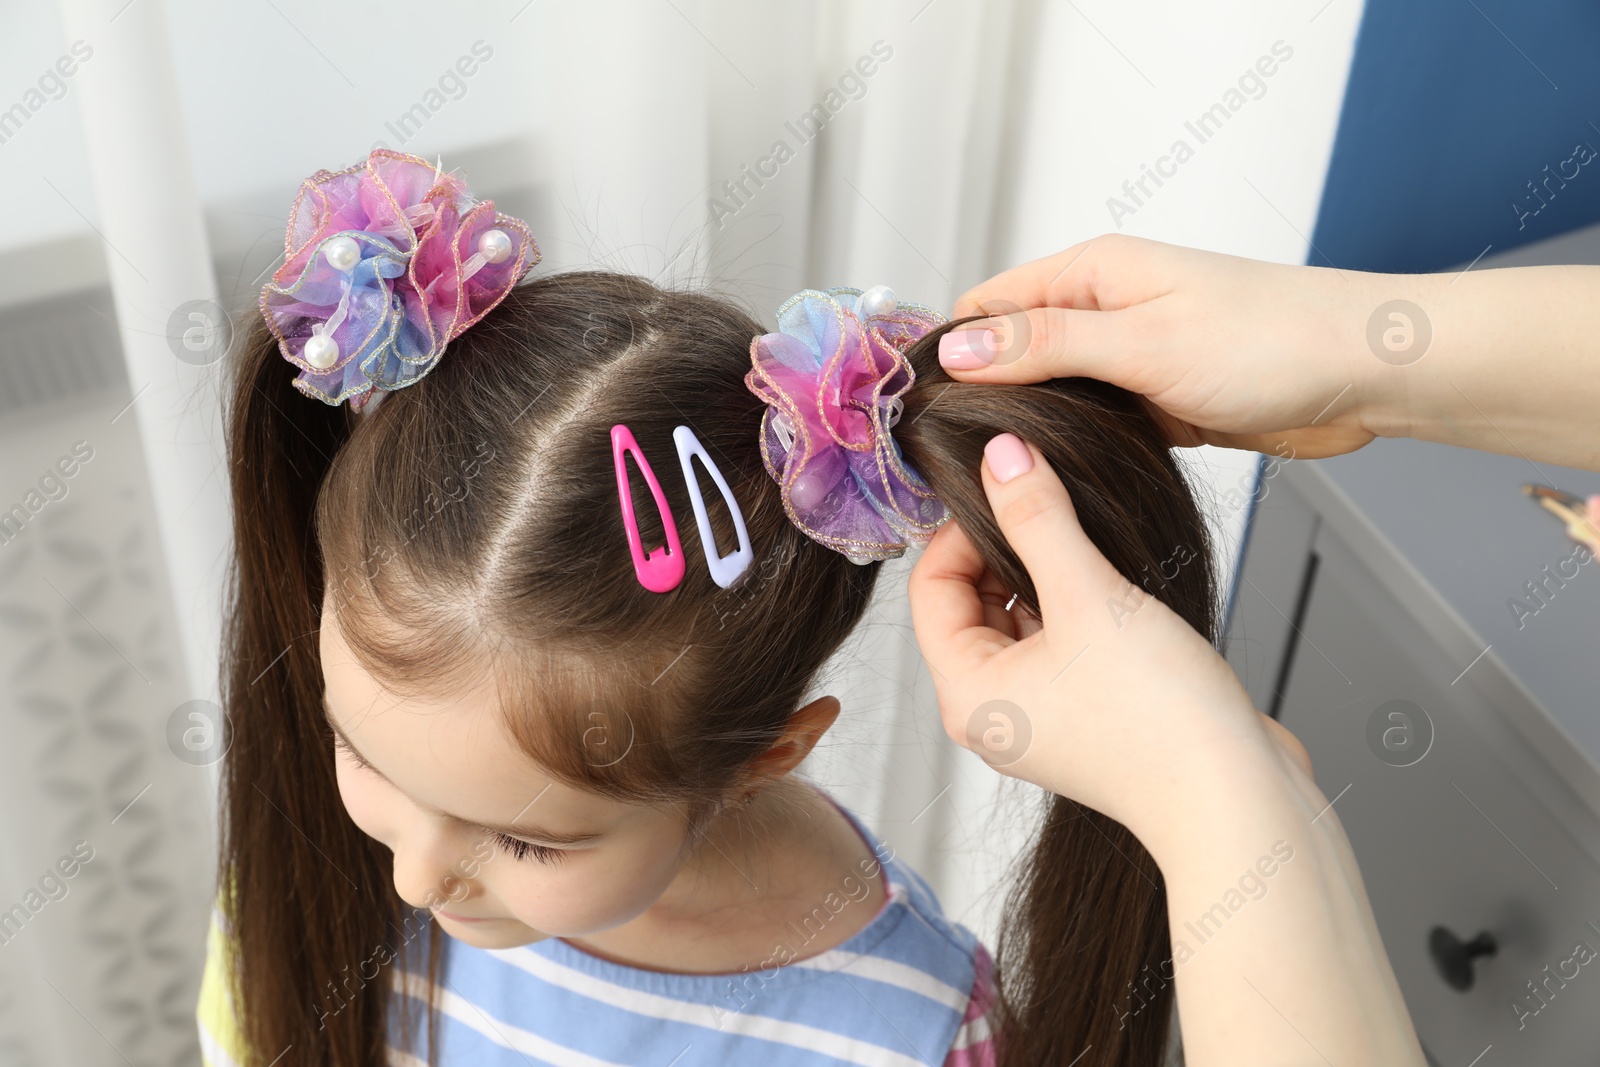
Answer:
[
  {"xmin": 482, "ymin": 832, "xmax": 569, "ymax": 866},
  {"xmin": 331, "ymin": 729, "xmax": 372, "ymax": 770},
  {"xmin": 331, "ymin": 730, "xmax": 569, "ymax": 866}
]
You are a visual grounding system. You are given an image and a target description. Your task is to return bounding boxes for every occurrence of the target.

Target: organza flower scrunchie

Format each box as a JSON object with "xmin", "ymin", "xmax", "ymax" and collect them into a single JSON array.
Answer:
[
  {"xmin": 744, "ymin": 286, "xmax": 950, "ymax": 563},
  {"xmin": 258, "ymin": 149, "xmax": 540, "ymax": 412}
]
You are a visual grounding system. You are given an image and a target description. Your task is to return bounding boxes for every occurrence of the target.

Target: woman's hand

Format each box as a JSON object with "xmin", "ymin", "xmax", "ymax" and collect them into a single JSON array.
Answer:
[
  {"xmin": 940, "ymin": 233, "xmax": 1600, "ymax": 473},
  {"xmin": 936, "ymin": 235, "xmax": 1381, "ymax": 460},
  {"xmin": 908, "ymin": 431, "xmax": 1304, "ymax": 855},
  {"xmin": 907, "ymin": 431, "xmax": 1426, "ymax": 1066}
]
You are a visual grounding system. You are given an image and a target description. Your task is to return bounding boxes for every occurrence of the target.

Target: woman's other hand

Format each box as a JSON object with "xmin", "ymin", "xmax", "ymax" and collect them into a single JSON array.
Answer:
[
  {"xmin": 907, "ymin": 429, "xmax": 1292, "ymax": 853},
  {"xmin": 907, "ymin": 430, "xmax": 1426, "ymax": 1066}
]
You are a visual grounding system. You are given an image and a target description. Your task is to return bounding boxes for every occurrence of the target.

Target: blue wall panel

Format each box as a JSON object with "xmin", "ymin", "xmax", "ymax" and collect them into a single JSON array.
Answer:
[{"xmin": 1309, "ymin": 0, "xmax": 1600, "ymax": 272}]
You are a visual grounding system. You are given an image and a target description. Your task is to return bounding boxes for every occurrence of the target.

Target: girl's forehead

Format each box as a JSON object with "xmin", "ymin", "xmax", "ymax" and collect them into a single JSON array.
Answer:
[{"xmin": 320, "ymin": 611, "xmax": 644, "ymax": 835}]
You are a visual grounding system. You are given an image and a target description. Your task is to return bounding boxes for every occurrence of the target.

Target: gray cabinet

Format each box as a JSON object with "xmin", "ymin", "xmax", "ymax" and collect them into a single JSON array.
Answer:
[{"xmin": 1225, "ymin": 445, "xmax": 1600, "ymax": 1064}]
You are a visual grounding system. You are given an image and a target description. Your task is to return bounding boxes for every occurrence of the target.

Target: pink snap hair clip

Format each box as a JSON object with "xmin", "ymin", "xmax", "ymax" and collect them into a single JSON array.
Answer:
[
  {"xmin": 673, "ymin": 425, "xmax": 752, "ymax": 589},
  {"xmin": 612, "ymin": 424, "xmax": 686, "ymax": 593}
]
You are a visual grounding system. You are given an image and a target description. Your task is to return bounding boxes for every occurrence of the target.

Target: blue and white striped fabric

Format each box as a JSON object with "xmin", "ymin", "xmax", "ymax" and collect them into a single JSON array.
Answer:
[{"xmin": 380, "ymin": 799, "xmax": 987, "ymax": 1066}]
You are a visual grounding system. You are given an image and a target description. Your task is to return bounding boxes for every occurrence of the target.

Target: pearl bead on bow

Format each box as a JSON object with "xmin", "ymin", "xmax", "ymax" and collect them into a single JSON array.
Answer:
[{"xmin": 300, "ymin": 228, "xmax": 514, "ymax": 371}]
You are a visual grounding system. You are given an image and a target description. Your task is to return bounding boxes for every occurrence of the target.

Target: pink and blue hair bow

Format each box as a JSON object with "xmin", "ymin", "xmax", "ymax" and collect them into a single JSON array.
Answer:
[
  {"xmin": 258, "ymin": 149, "xmax": 539, "ymax": 413},
  {"xmin": 743, "ymin": 286, "xmax": 950, "ymax": 564}
]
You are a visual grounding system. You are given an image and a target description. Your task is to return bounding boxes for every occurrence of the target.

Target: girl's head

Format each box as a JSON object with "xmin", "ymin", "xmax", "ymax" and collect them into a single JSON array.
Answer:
[
  {"xmin": 313, "ymin": 272, "xmax": 880, "ymax": 949},
  {"xmin": 222, "ymin": 268, "xmax": 1216, "ymax": 1067}
]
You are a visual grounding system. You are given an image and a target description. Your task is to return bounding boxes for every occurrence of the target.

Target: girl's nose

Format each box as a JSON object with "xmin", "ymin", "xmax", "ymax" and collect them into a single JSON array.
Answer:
[{"xmin": 389, "ymin": 816, "xmax": 477, "ymax": 913}]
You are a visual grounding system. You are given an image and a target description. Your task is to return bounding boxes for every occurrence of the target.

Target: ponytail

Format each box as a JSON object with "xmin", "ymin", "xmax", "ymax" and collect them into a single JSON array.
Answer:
[
  {"xmin": 216, "ymin": 313, "xmax": 446, "ymax": 1066},
  {"xmin": 899, "ymin": 326, "xmax": 1215, "ymax": 1065}
]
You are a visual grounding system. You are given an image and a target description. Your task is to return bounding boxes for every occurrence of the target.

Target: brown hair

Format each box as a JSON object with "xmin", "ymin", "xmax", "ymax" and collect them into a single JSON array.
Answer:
[{"xmin": 217, "ymin": 269, "xmax": 1216, "ymax": 1066}]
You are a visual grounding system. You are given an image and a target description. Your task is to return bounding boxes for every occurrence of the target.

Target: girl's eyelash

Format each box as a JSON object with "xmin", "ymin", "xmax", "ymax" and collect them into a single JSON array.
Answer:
[
  {"xmin": 331, "ymin": 729, "xmax": 371, "ymax": 769},
  {"xmin": 484, "ymin": 832, "xmax": 568, "ymax": 866},
  {"xmin": 333, "ymin": 731, "xmax": 568, "ymax": 866}
]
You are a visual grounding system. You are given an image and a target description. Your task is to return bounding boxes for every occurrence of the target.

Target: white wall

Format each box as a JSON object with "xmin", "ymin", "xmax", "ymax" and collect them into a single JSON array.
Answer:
[
  {"xmin": 904, "ymin": 0, "xmax": 1368, "ymax": 943},
  {"xmin": 995, "ymin": 0, "xmax": 1365, "ymax": 571}
]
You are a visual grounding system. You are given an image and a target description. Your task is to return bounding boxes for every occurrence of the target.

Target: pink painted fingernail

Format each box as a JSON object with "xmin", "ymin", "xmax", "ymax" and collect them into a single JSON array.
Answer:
[
  {"xmin": 984, "ymin": 433, "xmax": 1032, "ymax": 483},
  {"xmin": 939, "ymin": 329, "xmax": 998, "ymax": 369}
]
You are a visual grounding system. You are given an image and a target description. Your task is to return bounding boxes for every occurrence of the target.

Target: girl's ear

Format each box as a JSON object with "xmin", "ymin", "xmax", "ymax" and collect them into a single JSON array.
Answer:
[{"xmin": 745, "ymin": 695, "xmax": 841, "ymax": 785}]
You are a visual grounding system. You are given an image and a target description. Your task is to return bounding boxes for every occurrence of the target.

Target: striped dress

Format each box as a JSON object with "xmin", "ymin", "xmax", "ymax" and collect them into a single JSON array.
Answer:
[{"xmin": 196, "ymin": 795, "xmax": 999, "ymax": 1066}]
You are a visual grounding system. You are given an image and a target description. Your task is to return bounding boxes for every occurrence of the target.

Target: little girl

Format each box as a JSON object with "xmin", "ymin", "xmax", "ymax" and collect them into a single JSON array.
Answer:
[{"xmin": 196, "ymin": 150, "xmax": 1216, "ymax": 1067}]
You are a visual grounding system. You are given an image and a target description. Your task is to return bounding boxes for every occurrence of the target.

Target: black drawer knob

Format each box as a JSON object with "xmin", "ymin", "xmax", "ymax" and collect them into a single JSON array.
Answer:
[{"xmin": 1429, "ymin": 926, "xmax": 1497, "ymax": 991}]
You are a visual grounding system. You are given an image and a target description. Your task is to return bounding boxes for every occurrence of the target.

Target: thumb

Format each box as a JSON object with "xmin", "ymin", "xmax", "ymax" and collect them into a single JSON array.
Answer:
[
  {"xmin": 979, "ymin": 433, "xmax": 1130, "ymax": 632},
  {"xmin": 938, "ymin": 306, "xmax": 1151, "ymax": 387}
]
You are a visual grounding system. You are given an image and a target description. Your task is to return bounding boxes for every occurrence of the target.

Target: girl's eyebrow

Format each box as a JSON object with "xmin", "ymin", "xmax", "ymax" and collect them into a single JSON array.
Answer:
[{"xmin": 320, "ymin": 696, "xmax": 603, "ymax": 846}]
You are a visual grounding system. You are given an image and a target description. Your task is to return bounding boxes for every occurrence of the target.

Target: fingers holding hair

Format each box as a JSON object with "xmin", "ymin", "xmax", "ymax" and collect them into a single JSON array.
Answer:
[
  {"xmin": 911, "ymin": 431, "xmax": 1142, "ymax": 670},
  {"xmin": 975, "ymin": 433, "xmax": 1135, "ymax": 639},
  {"xmin": 942, "ymin": 234, "xmax": 1184, "ymax": 391},
  {"xmin": 936, "ymin": 304, "xmax": 1161, "ymax": 392},
  {"xmin": 909, "ymin": 513, "xmax": 1010, "ymax": 673}
]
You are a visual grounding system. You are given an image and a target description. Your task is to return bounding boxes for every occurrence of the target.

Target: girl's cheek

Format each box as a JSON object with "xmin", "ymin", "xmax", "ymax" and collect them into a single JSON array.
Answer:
[{"xmin": 496, "ymin": 844, "xmax": 680, "ymax": 937}]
